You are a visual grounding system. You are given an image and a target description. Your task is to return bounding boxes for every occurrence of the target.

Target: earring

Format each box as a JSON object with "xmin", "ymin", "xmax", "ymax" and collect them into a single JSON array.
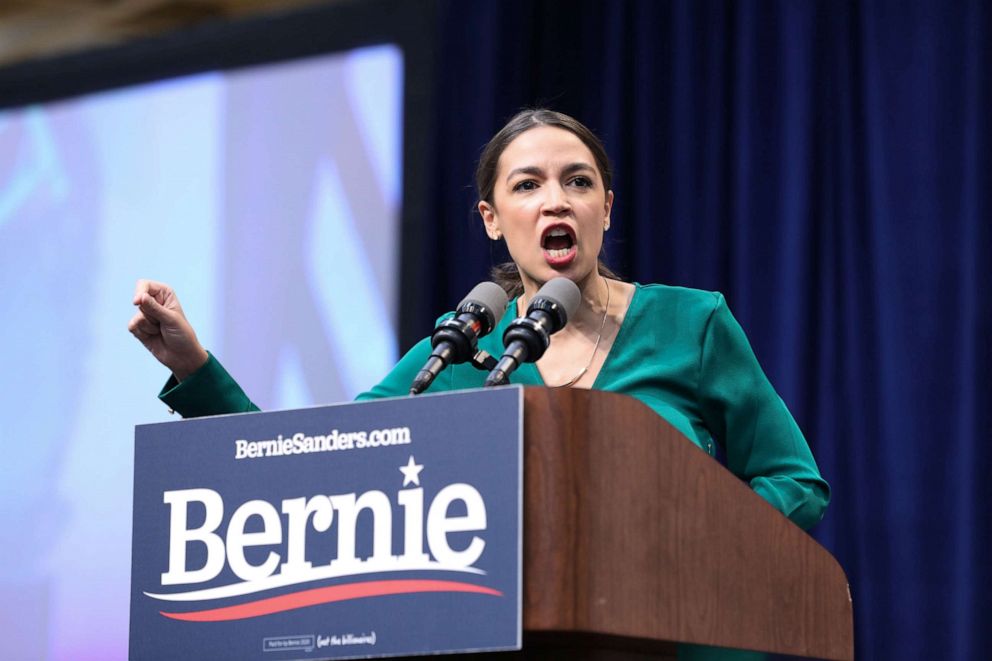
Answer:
[
  {"xmin": 491, "ymin": 230, "xmax": 502, "ymax": 240},
  {"xmin": 604, "ymin": 220, "xmax": 610, "ymax": 232}
]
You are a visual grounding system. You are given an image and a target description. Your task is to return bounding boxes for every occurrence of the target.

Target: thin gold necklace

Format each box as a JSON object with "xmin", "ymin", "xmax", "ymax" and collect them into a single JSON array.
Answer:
[{"xmin": 548, "ymin": 277, "xmax": 611, "ymax": 388}]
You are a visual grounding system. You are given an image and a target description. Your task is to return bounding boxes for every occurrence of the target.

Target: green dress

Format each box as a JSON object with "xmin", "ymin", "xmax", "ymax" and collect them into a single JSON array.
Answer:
[{"xmin": 160, "ymin": 283, "xmax": 829, "ymax": 660}]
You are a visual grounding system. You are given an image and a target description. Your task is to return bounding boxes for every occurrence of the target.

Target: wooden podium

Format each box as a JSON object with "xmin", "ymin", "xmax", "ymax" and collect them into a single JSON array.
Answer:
[{"xmin": 441, "ymin": 387, "xmax": 853, "ymax": 660}]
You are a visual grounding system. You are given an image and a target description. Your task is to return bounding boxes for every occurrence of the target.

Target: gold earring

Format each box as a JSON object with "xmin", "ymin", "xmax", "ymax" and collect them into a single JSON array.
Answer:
[{"xmin": 604, "ymin": 221, "xmax": 610, "ymax": 232}]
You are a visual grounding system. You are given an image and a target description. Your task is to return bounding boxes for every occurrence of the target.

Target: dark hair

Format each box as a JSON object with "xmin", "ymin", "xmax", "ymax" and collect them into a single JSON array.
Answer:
[{"xmin": 475, "ymin": 109, "xmax": 621, "ymax": 298}]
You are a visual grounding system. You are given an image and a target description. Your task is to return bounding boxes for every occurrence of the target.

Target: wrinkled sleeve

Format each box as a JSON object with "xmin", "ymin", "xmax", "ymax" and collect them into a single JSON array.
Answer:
[
  {"xmin": 697, "ymin": 294, "xmax": 829, "ymax": 530},
  {"xmin": 158, "ymin": 352, "xmax": 259, "ymax": 417}
]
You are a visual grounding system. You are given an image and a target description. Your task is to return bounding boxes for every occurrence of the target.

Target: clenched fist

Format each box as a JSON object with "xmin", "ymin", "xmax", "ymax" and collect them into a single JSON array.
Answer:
[{"xmin": 128, "ymin": 279, "xmax": 209, "ymax": 381}]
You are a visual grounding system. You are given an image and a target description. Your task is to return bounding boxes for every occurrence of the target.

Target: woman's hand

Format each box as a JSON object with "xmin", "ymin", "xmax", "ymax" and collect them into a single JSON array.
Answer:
[{"xmin": 128, "ymin": 279, "xmax": 209, "ymax": 381}]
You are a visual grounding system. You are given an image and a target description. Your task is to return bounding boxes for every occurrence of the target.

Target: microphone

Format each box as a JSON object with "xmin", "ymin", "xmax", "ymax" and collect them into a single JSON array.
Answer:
[
  {"xmin": 409, "ymin": 282, "xmax": 509, "ymax": 395},
  {"xmin": 484, "ymin": 277, "xmax": 581, "ymax": 387}
]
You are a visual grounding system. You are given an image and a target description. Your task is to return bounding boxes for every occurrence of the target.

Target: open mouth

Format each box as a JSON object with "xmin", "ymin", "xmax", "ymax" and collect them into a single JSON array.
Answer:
[{"xmin": 541, "ymin": 225, "xmax": 576, "ymax": 261}]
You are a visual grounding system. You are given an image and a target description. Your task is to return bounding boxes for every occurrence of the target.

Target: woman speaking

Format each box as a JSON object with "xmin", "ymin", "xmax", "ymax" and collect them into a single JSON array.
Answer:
[{"xmin": 129, "ymin": 109, "xmax": 828, "ymax": 660}]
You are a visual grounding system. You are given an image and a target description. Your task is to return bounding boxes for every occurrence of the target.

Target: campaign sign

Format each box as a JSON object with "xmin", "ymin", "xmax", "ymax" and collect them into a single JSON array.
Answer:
[{"xmin": 130, "ymin": 387, "xmax": 523, "ymax": 660}]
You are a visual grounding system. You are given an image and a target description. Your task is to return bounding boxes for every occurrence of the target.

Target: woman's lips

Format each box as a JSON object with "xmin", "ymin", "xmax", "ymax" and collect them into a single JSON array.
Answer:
[{"xmin": 543, "ymin": 244, "xmax": 577, "ymax": 266}]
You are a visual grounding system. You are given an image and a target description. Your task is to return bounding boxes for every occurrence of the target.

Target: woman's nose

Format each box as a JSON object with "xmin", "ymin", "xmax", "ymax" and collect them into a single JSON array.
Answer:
[{"xmin": 541, "ymin": 184, "xmax": 571, "ymax": 214}]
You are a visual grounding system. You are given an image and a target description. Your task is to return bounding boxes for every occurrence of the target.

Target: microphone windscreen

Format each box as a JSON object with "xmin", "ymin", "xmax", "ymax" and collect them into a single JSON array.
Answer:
[
  {"xmin": 534, "ymin": 277, "xmax": 581, "ymax": 325},
  {"xmin": 457, "ymin": 281, "xmax": 510, "ymax": 330}
]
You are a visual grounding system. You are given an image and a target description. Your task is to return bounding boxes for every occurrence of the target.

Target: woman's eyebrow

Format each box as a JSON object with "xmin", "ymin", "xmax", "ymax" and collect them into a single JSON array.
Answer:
[
  {"xmin": 505, "ymin": 162, "xmax": 595, "ymax": 182},
  {"xmin": 505, "ymin": 165, "xmax": 544, "ymax": 181},
  {"xmin": 561, "ymin": 162, "xmax": 596, "ymax": 176}
]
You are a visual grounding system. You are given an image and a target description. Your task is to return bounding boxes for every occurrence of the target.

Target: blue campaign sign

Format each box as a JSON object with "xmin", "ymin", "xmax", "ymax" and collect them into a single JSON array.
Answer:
[{"xmin": 129, "ymin": 387, "xmax": 523, "ymax": 660}]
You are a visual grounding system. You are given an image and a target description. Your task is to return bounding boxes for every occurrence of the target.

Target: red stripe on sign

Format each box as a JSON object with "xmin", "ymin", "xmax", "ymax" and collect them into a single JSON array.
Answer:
[{"xmin": 159, "ymin": 579, "xmax": 502, "ymax": 622}]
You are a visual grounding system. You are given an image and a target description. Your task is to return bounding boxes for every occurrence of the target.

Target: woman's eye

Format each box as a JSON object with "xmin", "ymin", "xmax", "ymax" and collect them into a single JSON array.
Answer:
[
  {"xmin": 570, "ymin": 176, "xmax": 593, "ymax": 188},
  {"xmin": 513, "ymin": 180, "xmax": 537, "ymax": 192}
]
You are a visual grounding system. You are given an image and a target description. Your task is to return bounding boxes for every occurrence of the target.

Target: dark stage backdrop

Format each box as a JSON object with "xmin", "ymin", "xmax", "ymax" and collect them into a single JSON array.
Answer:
[{"xmin": 417, "ymin": 1, "xmax": 991, "ymax": 660}]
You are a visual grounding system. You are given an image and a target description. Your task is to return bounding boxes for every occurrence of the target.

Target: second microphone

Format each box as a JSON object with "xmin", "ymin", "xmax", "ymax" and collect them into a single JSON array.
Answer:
[{"xmin": 484, "ymin": 277, "xmax": 581, "ymax": 387}]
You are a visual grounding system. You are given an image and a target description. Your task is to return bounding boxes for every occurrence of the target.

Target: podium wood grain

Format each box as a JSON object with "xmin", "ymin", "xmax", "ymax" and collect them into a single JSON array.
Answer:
[{"xmin": 518, "ymin": 388, "xmax": 852, "ymax": 660}]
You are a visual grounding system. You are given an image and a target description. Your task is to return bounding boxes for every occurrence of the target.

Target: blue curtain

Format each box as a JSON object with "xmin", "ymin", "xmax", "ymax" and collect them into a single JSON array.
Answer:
[{"xmin": 423, "ymin": 1, "xmax": 992, "ymax": 659}]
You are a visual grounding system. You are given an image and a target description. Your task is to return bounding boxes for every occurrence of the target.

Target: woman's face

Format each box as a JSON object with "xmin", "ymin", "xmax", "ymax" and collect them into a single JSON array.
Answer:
[{"xmin": 479, "ymin": 125, "xmax": 613, "ymax": 294}]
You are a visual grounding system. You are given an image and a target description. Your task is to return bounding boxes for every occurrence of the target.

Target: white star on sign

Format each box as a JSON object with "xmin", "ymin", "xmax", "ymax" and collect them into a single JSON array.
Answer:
[{"xmin": 399, "ymin": 455, "xmax": 424, "ymax": 487}]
